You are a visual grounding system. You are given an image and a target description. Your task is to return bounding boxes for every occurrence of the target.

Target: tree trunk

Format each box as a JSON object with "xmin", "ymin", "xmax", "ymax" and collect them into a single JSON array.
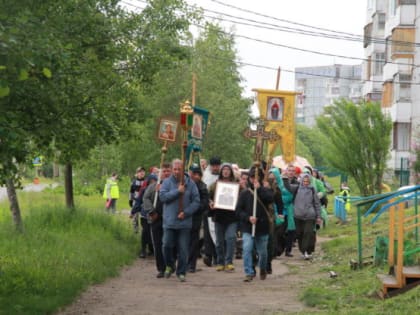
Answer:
[
  {"xmin": 64, "ymin": 162, "xmax": 75, "ymax": 209},
  {"xmin": 6, "ymin": 178, "xmax": 23, "ymax": 232}
]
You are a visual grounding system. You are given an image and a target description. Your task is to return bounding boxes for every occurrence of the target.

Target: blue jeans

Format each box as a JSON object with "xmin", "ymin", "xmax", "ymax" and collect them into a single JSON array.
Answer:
[
  {"xmin": 162, "ymin": 228, "xmax": 190, "ymax": 276},
  {"xmin": 242, "ymin": 232, "xmax": 269, "ymax": 276},
  {"xmin": 215, "ymin": 222, "xmax": 237, "ymax": 266}
]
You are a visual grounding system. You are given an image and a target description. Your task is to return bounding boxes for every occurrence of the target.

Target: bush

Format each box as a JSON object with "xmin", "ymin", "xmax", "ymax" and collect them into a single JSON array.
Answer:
[{"xmin": 0, "ymin": 203, "xmax": 138, "ymax": 315}]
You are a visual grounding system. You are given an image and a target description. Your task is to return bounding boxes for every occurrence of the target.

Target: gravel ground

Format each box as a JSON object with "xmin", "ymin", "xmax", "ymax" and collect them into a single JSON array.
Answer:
[{"xmin": 57, "ymin": 237, "xmax": 330, "ymax": 315}]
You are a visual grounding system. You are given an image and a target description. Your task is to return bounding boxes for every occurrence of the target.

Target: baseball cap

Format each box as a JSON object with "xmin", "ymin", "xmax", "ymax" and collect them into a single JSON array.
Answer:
[{"xmin": 189, "ymin": 163, "xmax": 202, "ymax": 175}]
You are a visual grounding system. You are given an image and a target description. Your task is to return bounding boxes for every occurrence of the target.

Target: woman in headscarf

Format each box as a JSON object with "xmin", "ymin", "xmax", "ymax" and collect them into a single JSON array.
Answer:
[{"xmin": 292, "ymin": 173, "xmax": 322, "ymax": 260}]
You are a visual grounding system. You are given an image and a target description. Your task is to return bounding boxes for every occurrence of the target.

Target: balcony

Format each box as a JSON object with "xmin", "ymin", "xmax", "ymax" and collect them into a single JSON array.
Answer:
[
  {"xmin": 385, "ymin": 100, "xmax": 412, "ymax": 123},
  {"xmin": 385, "ymin": 4, "xmax": 416, "ymax": 36}
]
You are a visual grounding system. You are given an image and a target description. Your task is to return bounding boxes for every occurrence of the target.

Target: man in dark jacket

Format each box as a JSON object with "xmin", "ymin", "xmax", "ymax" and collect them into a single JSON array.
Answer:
[
  {"xmin": 129, "ymin": 167, "xmax": 146, "ymax": 234},
  {"xmin": 142, "ymin": 162, "xmax": 172, "ymax": 278},
  {"xmin": 236, "ymin": 166, "xmax": 274, "ymax": 282},
  {"xmin": 188, "ymin": 163, "xmax": 209, "ymax": 273}
]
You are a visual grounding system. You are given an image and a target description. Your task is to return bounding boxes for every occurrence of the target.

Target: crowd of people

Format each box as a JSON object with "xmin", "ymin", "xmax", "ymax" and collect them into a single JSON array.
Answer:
[{"xmin": 104, "ymin": 157, "xmax": 331, "ymax": 283}]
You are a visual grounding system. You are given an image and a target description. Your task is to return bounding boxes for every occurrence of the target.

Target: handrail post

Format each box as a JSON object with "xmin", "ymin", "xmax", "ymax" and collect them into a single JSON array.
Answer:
[
  {"xmin": 357, "ymin": 205, "xmax": 363, "ymax": 268},
  {"xmin": 415, "ymin": 192, "xmax": 418, "ymax": 244},
  {"xmin": 388, "ymin": 205, "xmax": 395, "ymax": 266},
  {"xmin": 396, "ymin": 205, "xmax": 404, "ymax": 286}
]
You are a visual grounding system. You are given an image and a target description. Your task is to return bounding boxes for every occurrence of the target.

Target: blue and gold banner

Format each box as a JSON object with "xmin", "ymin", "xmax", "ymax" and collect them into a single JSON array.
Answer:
[{"xmin": 186, "ymin": 106, "xmax": 210, "ymax": 165}]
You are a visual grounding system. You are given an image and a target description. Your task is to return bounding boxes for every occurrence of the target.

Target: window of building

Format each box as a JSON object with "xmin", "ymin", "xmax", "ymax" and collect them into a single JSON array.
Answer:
[
  {"xmin": 376, "ymin": 13, "xmax": 386, "ymax": 30},
  {"xmin": 332, "ymin": 87, "xmax": 340, "ymax": 94},
  {"xmin": 385, "ymin": 37, "xmax": 391, "ymax": 63},
  {"xmin": 389, "ymin": 0, "xmax": 397, "ymax": 16},
  {"xmin": 393, "ymin": 122, "xmax": 410, "ymax": 151},
  {"xmin": 399, "ymin": 83, "xmax": 411, "ymax": 100},
  {"xmin": 394, "ymin": 73, "xmax": 412, "ymax": 101},
  {"xmin": 373, "ymin": 52, "xmax": 385, "ymax": 76},
  {"xmin": 371, "ymin": 92, "xmax": 382, "ymax": 101},
  {"xmin": 400, "ymin": 0, "xmax": 416, "ymax": 5}
]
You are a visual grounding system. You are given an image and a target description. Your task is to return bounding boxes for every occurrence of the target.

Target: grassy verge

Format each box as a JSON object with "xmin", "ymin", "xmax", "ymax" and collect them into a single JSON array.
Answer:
[
  {"xmin": 0, "ymin": 190, "xmax": 138, "ymax": 315},
  {"xmin": 298, "ymin": 208, "xmax": 420, "ymax": 314}
]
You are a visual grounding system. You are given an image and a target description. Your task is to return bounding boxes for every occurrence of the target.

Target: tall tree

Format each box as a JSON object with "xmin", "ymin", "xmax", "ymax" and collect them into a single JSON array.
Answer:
[
  {"xmin": 296, "ymin": 124, "xmax": 328, "ymax": 168},
  {"xmin": 192, "ymin": 23, "xmax": 253, "ymax": 167},
  {"xmin": 317, "ymin": 99, "xmax": 392, "ymax": 196},
  {"xmin": 0, "ymin": 0, "xmax": 143, "ymax": 217}
]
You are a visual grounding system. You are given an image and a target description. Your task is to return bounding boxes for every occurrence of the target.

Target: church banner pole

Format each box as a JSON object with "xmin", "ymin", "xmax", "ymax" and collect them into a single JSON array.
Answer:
[
  {"xmin": 275, "ymin": 67, "xmax": 281, "ymax": 90},
  {"xmin": 252, "ymin": 161, "xmax": 260, "ymax": 237},
  {"xmin": 179, "ymin": 100, "xmax": 193, "ymax": 215}
]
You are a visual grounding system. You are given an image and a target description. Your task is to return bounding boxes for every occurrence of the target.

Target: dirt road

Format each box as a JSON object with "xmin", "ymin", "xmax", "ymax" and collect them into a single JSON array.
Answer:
[
  {"xmin": 57, "ymin": 241, "xmax": 327, "ymax": 315},
  {"xmin": 0, "ymin": 183, "xmax": 57, "ymax": 202}
]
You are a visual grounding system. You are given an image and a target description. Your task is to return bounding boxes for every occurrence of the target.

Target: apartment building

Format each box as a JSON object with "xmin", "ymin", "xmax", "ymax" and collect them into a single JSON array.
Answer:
[
  {"xmin": 363, "ymin": 0, "xmax": 417, "ymax": 181},
  {"xmin": 295, "ymin": 64, "xmax": 363, "ymax": 126}
]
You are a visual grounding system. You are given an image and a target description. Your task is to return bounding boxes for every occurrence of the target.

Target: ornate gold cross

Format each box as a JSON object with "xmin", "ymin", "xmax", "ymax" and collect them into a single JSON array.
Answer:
[{"xmin": 244, "ymin": 119, "xmax": 280, "ymax": 162}]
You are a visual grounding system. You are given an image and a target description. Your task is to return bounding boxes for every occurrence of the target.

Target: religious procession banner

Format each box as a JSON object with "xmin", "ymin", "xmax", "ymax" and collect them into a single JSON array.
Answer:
[
  {"xmin": 252, "ymin": 88, "xmax": 300, "ymax": 164},
  {"xmin": 186, "ymin": 106, "xmax": 210, "ymax": 166}
]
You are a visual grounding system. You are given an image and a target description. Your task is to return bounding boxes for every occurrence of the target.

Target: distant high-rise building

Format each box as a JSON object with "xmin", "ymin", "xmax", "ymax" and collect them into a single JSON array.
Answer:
[
  {"xmin": 294, "ymin": 64, "xmax": 363, "ymax": 126},
  {"xmin": 363, "ymin": 0, "xmax": 417, "ymax": 183}
]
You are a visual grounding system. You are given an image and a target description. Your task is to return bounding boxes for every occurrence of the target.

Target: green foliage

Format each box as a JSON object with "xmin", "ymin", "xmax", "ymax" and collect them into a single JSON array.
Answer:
[
  {"xmin": 191, "ymin": 24, "xmax": 253, "ymax": 167},
  {"xmin": 128, "ymin": 0, "xmax": 199, "ymax": 87},
  {"xmin": 77, "ymin": 16, "xmax": 254, "ymax": 176},
  {"xmin": 0, "ymin": 197, "xmax": 138, "ymax": 315},
  {"xmin": 317, "ymin": 100, "xmax": 392, "ymax": 196},
  {"xmin": 296, "ymin": 124, "xmax": 329, "ymax": 168}
]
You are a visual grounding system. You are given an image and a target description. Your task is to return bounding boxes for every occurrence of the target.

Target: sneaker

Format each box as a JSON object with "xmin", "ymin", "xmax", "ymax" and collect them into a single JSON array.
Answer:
[
  {"xmin": 216, "ymin": 265, "xmax": 225, "ymax": 271},
  {"xmin": 285, "ymin": 252, "xmax": 293, "ymax": 257},
  {"xmin": 243, "ymin": 275, "xmax": 254, "ymax": 282},
  {"xmin": 260, "ymin": 270, "xmax": 267, "ymax": 280},
  {"xmin": 177, "ymin": 274, "xmax": 186, "ymax": 282},
  {"xmin": 225, "ymin": 264, "xmax": 235, "ymax": 272},
  {"xmin": 156, "ymin": 272, "xmax": 164, "ymax": 278},
  {"xmin": 164, "ymin": 266, "xmax": 173, "ymax": 278},
  {"xmin": 303, "ymin": 252, "xmax": 312, "ymax": 260},
  {"xmin": 139, "ymin": 251, "xmax": 146, "ymax": 259}
]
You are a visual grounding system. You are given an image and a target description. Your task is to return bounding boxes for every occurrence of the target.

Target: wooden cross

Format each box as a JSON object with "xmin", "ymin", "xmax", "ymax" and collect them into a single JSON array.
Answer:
[{"xmin": 244, "ymin": 119, "xmax": 281, "ymax": 161}]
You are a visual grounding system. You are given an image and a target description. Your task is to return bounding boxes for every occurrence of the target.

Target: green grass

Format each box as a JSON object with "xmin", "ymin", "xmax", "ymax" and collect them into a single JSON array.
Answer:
[
  {"xmin": 0, "ymin": 189, "xmax": 138, "ymax": 315},
  {"xmin": 298, "ymin": 205, "xmax": 420, "ymax": 315}
]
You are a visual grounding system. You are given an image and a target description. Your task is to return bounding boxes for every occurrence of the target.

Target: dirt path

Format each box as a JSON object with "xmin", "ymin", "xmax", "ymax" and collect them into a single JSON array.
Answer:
[
  {"xmin": 57, "ymin": 237, "xmax": 329, "ymax": 315},
  {"xmin": 0, "ymin": 183, "xmax": 58, "ymax": 202}
]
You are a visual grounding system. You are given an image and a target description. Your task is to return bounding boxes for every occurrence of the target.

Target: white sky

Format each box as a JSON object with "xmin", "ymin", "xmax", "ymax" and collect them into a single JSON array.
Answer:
[{"xmin": 187, "ymin": 0, "xmax": 367, "ymax": 95}]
